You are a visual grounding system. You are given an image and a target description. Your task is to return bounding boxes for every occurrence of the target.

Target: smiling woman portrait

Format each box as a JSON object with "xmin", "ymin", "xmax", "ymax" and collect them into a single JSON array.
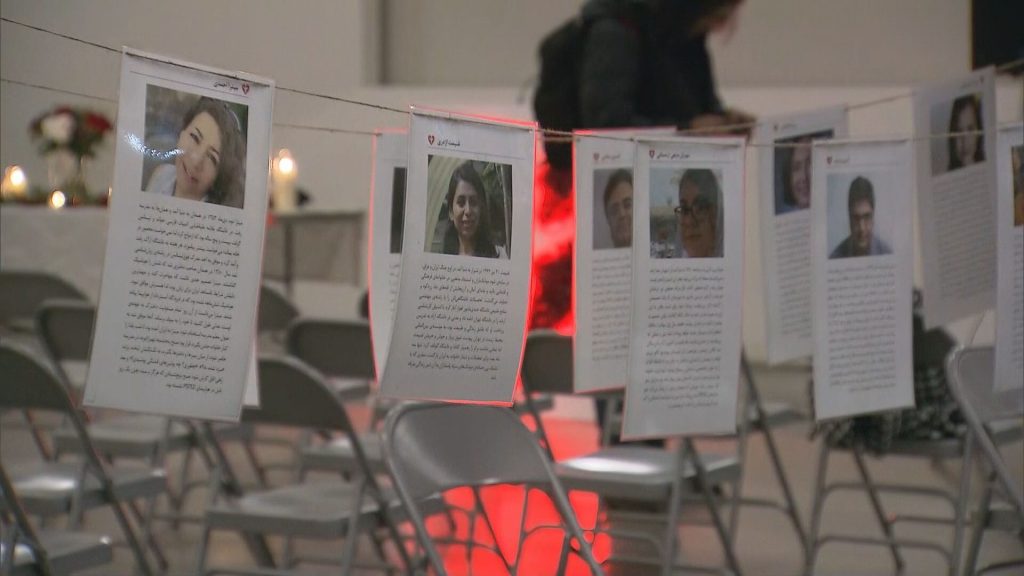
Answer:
[
  {"xmin": 142, "ymin": 87, "xmax": 248, "ymax": 209},
  {"xmin": 426, "ymin": 156, "xmax": 512, "ymax": 259}
]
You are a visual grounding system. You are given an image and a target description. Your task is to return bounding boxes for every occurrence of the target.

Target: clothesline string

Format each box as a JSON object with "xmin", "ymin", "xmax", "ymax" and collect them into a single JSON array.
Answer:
[{"xmin": 2, "ymin": 16, "xmax": 1022, "ymax": 144}]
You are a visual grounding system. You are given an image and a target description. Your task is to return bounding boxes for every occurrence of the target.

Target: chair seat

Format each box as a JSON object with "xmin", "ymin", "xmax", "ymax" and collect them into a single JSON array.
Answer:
[
  {"xmin": 204, "ymin": 481, "xmax": 383, "ymax": 539},
  {"xmin": 11, "ymin": 530, "xmax": 113, "ymax": 576},
  {"xmin": 301, "ymin": 432, "xmax": 386, "ymax": 474},
  {"xmin": 329, "ymin": 377, "xmax": 373, "ymax": 403},
  {"xmin": 555, "ymin": 446, "xmax": 740, "ymax": 502},
  {"xmin": 747, "ymin": 401, "xmax": 803, "ymax": 428},
  {"xmin": 52, "ymin": 416, "xmax": 251, "ymax": 460},
  {"xmin": 10, "ymin": 461, "xmax": 166, "ymax": 516},
  {"xmin": 879, "ymin": 419, "xmax": 1022, "ymax": 458}
]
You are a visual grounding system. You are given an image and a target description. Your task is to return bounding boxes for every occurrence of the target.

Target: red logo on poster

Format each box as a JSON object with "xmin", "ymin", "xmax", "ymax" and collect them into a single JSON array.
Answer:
[
  {"xmin": 593, "ymin": 153, "xmax": 599, "ymax": 161},
  {"xmin": 242, "ymin": 83, "xmax": 250, "ymax": 95},
  {"xmin": 827, "ymin": 156, "xmax": 832, "ymax": 165},
  {"xmin": 649, "ymin": 149, "xmax": 655, "ymax": 159},
  {"xmin": 428, "ymin": 135, "xmax": 435, "ymax": 145}
]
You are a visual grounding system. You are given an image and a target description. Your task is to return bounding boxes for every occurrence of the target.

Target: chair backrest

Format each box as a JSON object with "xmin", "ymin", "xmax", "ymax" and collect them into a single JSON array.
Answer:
[
  {"xmin": 258, "ymin": 283, "xmax": 299, "ymax": 334},
  {"xmin": 245, "ymin": 355, "xmax": 358, "ymax": 432},
  {"xmin": 946, "ymin": 346, "xmax": 1024, "ymax": 513},
  {"xmin": 382, "ymin": 402, "xmax": 602, "ymax": 574},
  {"xmin": 286, "ymin": 318, "xmax": 376, "ymax": 380},
  {"xmin": 946, "ymin": 346, "xmax": 1023, "ymax": 424},
  {"xmin": 36, "ymin": 299, "xmax": 96, "ymax": 363},
  {"xmin": 0, "ymin": 343, "xmax": 77, "ymax": 414},
  {"xmin": 0, "ymin": 271, "xmax": 87, "ymax": 329},
  {"xmin": 520, "ymin": 329, "xmax": 575, "ymax": 395}
]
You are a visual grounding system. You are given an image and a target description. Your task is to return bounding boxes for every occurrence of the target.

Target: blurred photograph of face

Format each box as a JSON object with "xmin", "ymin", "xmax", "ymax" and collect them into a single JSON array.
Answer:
[
  {"xmin": 789, "ymin": 143, "xmax": 811, "ymax": 209},
  {"xmin": 449, "ymin": 178, "xmax": 482, "ymax": 248},
  {"xmin": 954, "ymin": 104, "xmax": 980, "ymax": 168},
  {"xmin": 677, "ymin": 179, "xmax": 717, "ymax": 258},
  {"xmin": 605, "ymin": 179, "xmax": 633, "ymax": 248},
  {"xmin": 848, "ymin": 198, "xmax": 875, "ymax": 256},
  {"xmin": 174, "ymin": 111, "xmax": 222, "ymax": 201}
]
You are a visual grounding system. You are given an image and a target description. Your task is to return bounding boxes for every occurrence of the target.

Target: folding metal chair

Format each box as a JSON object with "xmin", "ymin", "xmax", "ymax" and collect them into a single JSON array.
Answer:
[
  {"xmin": 381, "ymin": 401, "xmax": 604, "ymax": 575},
  {"xmin": 0, "ymin": 271, "xmax": 87, "ymax": 335},
  {"xmin": 1, "ymin": 463, "xmax": 114, "ymax": 576},
  {"xmin": 257, "ymin": 282, "xmax": 300, "ymax": 354},
  {"xmin": 287, "ymin": 318, "xmax": 381, "ymax": 477},
  {"xmin": 519, "ymin": 330, "xmax": 742, "ymax": 575},
  {"xmin": 804, "ymin": 356, "xmax": 1023, "ymax": 576},
  {"xmin": 0, "ymin": 342, "xmax": 164, "ymax": 575},
  {"xmin": 946, "ymin": 346, "xmax": 1024, "ymax": 576},
  {"xmin": 35, "ymin": 300, "xmax": 257, "ymax": 522},
  {"xmin": 195, "ymin": 355, "xmax": 411, "ymax": 575}
]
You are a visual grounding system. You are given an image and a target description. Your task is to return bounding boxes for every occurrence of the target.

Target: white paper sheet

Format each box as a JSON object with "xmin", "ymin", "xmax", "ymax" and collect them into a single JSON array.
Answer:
[
  {"xmin": 756, "ymin": 107, "xmax": 848, "ymax": 363},
  {"xmin": 812, "ymin": 139, "xmax": 915, "ymax": 421},
  {"xmin": 368, "ymin": 131, "xmax": 408, "ymax": 376},
  {"xmin": 622, "ymin": 138, "xmax": 745, "ymax": 439},
  {"xmin": 914, "ymin": 69, "xmax": 997, "ymax": 328},
  {"xmin": 84, "ymin": 49, "xmax": 273, "ymax": 421},
  {"xmin": 380, "ymin": 111, "xmax": 534, "ymax": 403},
  {"xmin": 573, "ymin": 133, "xmax": 637, "ymax": 393},
  {"xmin": 994, "ymin": 124, "xmax": 1024, "ymax": 392}
]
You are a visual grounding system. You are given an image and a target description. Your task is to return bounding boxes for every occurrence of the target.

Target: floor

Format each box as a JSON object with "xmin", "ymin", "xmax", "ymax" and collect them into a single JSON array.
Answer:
[{"xmin": 2, "ymin": 363, "xmax": 1022, "ymax": 576}]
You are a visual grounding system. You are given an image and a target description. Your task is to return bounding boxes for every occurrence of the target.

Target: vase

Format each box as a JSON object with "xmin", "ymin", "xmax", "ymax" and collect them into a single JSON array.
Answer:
[{"xmin": 45, "ymin": 148, "xmax": 88, "ymax": 205}]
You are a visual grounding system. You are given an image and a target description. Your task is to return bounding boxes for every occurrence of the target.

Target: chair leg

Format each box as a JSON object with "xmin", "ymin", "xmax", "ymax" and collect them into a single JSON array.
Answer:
[
  {"xmin": 194, "ymin": 524, "xmax": 213, "ymax": 576},
  {"xmin": 804, "ymin": 440, "xmax": 830, "ymax": 576},
  {"xmin": 963, "ymin": 471, "xmax": 995, "ymax": 576},
  {"xmin": 20, "ymin": 410, "xmax": 53, "ymax": 461},
  {"xmin": 686, "ymin": 438, "xmax": 743, "ymax": 576},
  {"xmin": 950, "ymin": 435, "xmax": 975, "ymax": 576},
  {"xmin": 741, "ymin": 354, "xmax": 808, "ymax": 554},
  {"xmin": 128, "ymin": 499, "xmax": 168, "ymax": 571},
  {"xmin": 851, "ymin": 446, "xmax": 905, "ymax": 574}
]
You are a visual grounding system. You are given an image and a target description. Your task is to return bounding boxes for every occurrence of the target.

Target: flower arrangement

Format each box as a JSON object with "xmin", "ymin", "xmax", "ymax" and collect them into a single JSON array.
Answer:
[{"xmin": 29, "ymin": 106, "xmax": 112, "ymax": 158}]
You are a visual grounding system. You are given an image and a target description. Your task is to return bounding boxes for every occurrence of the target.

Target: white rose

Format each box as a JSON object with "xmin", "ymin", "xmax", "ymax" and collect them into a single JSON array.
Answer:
[{"xmin": 41, "ymin": 112, "xmax": 76, "ymax": 145}]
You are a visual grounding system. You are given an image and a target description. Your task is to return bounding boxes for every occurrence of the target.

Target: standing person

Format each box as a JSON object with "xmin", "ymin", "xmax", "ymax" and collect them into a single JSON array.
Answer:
[{"xmin": 531, "ymin": 0, "xmax": 752, "ymax": 329}]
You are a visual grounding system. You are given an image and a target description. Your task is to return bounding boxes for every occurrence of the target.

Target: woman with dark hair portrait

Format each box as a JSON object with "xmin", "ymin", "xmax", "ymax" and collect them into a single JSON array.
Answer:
[
  {"xmin": 947, "ymin": 94, "xmax": 984, "ymax": 171},
  {"xmin": 442, "ymin": 161, "xmax": 500, "ymax": 258},
  {"xmin": 778, "ymin": 137, "xmax": 812, "ymax": 213},
  {"xmin": 146, "ymin": 96, "xmax": 246, "ymax": 208}
]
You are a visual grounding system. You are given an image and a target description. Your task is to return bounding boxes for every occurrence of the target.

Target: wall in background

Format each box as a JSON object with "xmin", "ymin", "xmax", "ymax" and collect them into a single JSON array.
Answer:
[{"xmin": 382, "ymin": 0, "xmax": 972, "ymax": 88}]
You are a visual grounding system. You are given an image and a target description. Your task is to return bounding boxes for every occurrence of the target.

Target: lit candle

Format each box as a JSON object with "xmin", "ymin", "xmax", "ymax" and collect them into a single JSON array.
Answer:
[
  {"xmin": 1, "ymin": 165, "xmax": 28, "ymax": 199},
  {"xmin": 272, "ymin": 148, "xmax": 297, "ymax": 212},
  {"xmin": 50, "ymin": 190, "xmax": 66, "ymax": 209}
]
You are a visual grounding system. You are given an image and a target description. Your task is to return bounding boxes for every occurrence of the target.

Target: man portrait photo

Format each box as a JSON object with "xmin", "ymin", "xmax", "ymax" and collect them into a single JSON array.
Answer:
[{"xmin": 830, "ymin": 175, "xmax": 891, "ymax": 259}]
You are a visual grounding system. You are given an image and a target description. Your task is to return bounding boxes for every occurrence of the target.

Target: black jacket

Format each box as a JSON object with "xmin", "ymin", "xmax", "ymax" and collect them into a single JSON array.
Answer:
[{"xmin": 578, "ymin": 0, "xmax": 724, "ymax": 129}]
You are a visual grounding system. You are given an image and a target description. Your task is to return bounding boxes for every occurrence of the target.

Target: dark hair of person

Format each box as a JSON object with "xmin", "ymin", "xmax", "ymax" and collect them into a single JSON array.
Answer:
[
  {"xmin": 658, "ymin": 0, "xmax": 743, "ymax": 36},
  {"xmin": 179, "ymin": 96, "xmax": 246, "ymax": 207},
  {"xmin": 946, "ymin": 94, "xmax": 984, "ymax": 170},
  {"xmin": 602, "ymin": 169, "xmax": 633, "ymax": 209},
  {"xmin": 442, "ymin": 162, "xmax": 498, "ymax": 257},
  {"xmin": 678, "ymin": 168, "xmax": 720, "ymax": 207},
  {"xmin": 847, "ymin": 176, "xmax": 874, "ymax": 212}
]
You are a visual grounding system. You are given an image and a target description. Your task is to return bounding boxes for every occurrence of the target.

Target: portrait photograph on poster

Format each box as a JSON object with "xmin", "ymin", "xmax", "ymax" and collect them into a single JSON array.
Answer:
[
  {"xmin": 827, "ymin": 173, "xmax": 894, "ymax": 259},
  {"xmin": 774, "ymin": 129, "xmax": 833, "ymax": 214},
  {"xmin": 425, "ymin": 156, "xmax": 512, "ymax": 259},
  {"xmin": 649, "ymin": 167, "xmax": 724, "ymax": 259},
  {"xmin": 929, "ymin": 92, "xmax": 986, "ymax": 176},
  {"xmin": 141, "ymin": 84, "xmax": 249, "ymax": 209},
  {"xmin": 390, "ymin": 166, "xmax": 407, "ymax": 253},
  {"xmin": 593, "ymin": 167, "xmax": 634, "ymax": 250}
]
